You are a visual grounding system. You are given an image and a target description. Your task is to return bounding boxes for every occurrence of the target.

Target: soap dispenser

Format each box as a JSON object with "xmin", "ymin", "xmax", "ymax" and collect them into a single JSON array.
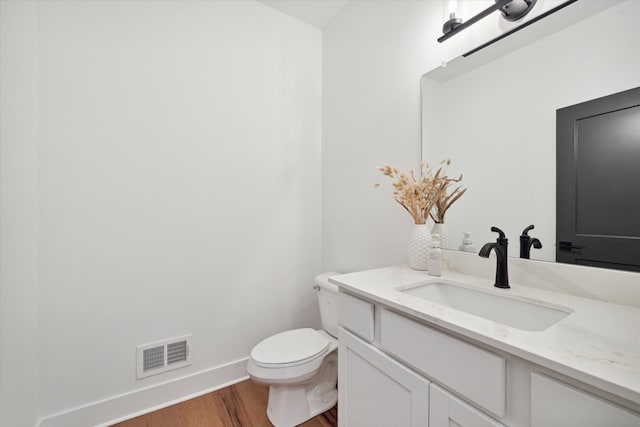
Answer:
[
  {"xmin": 429, "ymin": 233, "xmax": 442, "ymax": 276},
  {"xmin": 459, "ymin": 231, "xmax": 476, "ymax": 252}
]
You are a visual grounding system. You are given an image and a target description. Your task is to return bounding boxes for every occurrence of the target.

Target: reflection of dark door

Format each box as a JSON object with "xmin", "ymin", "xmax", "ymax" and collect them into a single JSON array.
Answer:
[{"xmin": 556, "ymin": 87, "xmax": 640, "ymax": 272}]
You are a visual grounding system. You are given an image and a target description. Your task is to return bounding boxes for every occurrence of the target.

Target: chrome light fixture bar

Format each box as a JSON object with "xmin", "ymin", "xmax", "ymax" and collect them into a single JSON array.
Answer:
[{"xmin": 438, "ymin": 0, "xmax": 538, "ymax": 43}]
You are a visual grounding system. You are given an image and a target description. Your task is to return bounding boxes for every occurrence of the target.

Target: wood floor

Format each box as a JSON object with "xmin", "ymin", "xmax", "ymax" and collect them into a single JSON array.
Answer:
[{"xmin": 111, "ymin": 380, "xmax": 337, "ymax": 427}]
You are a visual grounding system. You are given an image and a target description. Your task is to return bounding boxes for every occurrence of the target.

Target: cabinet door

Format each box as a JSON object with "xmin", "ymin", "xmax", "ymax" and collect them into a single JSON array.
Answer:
[
  {"xmin": 338, "ymin": 327, "xmax": 430, "ymax": 427},
  {"xmin": 531, "ymin": 373, "xmax": 640, "ymax": 427},
  {"xmin": 430, "ymin": 384, "xmax": 504, "ymax": 427}
]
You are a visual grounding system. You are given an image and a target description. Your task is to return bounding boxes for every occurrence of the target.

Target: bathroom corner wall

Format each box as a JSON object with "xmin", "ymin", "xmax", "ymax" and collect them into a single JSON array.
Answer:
[
  {"xmin": 0, "ymin": 2, "xmax": 41, "ymax": 426},
  {"xmin": 321, "ymin": 1, "xmax": 443, "ymax": 273},
  {"xmin": 1, "ymin": 1, "xmax": 322, "ymax": 424}
]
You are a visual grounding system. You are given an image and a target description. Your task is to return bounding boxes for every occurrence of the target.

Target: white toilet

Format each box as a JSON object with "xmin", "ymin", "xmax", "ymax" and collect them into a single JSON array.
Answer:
[{"xmin": 247, "ymin": 272, "xmax": 340, "ymax": 427}]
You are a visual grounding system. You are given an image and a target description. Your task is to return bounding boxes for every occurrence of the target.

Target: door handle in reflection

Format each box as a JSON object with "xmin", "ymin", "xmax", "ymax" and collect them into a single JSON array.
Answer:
[{"xmin": 558, "ymin": 241, "xmax": 584, "ymax": 251}]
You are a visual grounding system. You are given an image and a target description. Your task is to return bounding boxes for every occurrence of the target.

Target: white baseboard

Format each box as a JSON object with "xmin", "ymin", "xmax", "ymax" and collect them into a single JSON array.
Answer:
[{"xmin": 36, "ymin": 357, "xmax": 250, "ymax": 427}]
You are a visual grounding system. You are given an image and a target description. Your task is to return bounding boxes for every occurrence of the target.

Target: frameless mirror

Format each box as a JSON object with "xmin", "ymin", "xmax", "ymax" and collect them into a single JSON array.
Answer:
[{"xmin": 421, "ymin": 0, "xmax": 640, "ymax": 264}]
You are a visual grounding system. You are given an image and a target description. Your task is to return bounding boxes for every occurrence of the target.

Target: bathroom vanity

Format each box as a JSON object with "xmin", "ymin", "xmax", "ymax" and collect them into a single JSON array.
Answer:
[{"xmin": 331, "ymin": 257, "xmax": 640, "ymax": 427}]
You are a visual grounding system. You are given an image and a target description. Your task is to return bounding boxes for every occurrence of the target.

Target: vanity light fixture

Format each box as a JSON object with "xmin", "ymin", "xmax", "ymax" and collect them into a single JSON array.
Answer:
[
  {"xmin": 442, "ymin": 0, "xmax": 463, "ymax": 35},
  {"xmin": 438, "ymin": 0, "xmax": 538, "ymax": 43}
]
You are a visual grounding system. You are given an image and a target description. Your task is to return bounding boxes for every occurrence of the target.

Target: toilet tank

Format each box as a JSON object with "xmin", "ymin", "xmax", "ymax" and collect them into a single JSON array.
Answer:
[{"xmin": 315, "ymin": 272, "xmax": 340, "ymax": 338}]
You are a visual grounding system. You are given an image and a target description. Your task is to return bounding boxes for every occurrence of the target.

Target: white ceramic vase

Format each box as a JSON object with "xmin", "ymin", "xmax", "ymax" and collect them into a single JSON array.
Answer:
[
  {"xmin": 431, "ymin": 223, "xmax": 451, "ymax": 250},
  {"xmin": 408, "ymin": 224, "xmax": 431, "ymax": 270}
]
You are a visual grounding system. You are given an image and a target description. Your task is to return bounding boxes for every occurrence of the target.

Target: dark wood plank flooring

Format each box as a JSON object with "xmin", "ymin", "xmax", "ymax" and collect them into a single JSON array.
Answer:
[{"xmin": 111, "ymin": 379, "xmax": 337, "ymax": 427}]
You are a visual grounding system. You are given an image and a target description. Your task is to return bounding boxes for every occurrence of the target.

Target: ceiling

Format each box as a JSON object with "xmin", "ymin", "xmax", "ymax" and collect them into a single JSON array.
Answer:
[{"xmin": 258, "ymin": 0, "xmax": 350, "ymax": 29}]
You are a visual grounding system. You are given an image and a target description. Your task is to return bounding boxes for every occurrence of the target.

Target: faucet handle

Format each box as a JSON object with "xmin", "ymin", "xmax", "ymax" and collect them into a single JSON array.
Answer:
[
  {"xmin": 490, "ymin": 226, "xmax": 506, "ymax": 240},
  {"xmin": 521, "ymin": 224, "xmax": 535, "ymax": 237}
]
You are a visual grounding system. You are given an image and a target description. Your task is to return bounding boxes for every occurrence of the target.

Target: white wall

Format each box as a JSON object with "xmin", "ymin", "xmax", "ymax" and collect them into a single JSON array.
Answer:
[
  {"xmin": 1, "ymin": 0, "xmax": 321, "ymax": 424},
  {"xmin": 322, "ymin": 0, "xmax": 444, "ymax": 273},
  {"xmin": 0, "ymin": 2, "xmax": 41, "ymax": 426}
]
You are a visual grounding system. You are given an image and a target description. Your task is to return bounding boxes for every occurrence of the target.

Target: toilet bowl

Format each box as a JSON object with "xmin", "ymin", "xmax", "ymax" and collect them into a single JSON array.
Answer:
[{"xmin": 247, "ymin": 273, "xmax": 340, "ymax": 427}]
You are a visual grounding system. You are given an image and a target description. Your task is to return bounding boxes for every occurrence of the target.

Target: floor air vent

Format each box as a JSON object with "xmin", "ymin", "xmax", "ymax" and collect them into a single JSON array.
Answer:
[{"xmin": 137, "ymin": 335, "xmax": 191, "ymax": 379}]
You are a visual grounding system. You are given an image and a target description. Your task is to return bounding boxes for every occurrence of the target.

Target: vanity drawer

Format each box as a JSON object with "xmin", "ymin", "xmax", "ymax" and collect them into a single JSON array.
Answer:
[
  {"xmin": 531, "ymin": 373, "xmax": 640, "ymax": 427},
  {"xmin": 338, "ymin": 292, "xmax": 374, "ymax": 341},
  {"xmin": 380, "ymin": 309, "xmax": 505, "ymax": 417}
]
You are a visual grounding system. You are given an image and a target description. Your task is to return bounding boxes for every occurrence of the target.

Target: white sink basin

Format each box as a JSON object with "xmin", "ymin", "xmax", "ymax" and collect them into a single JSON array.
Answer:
[{"xmin": 399, "ymin": 281, "xmax": 572, "ymax": 331}]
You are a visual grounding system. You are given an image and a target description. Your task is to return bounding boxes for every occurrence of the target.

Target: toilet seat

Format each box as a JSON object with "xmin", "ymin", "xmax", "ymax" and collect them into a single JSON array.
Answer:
[{"xmin": 251, "ymin": 328, "xmax": 329, "ymax": 368}]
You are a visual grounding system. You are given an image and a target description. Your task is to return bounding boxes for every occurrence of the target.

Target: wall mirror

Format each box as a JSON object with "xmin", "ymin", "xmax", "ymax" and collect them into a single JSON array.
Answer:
[{"xmin": 421, "ymin": 0, "xmax": 640, "ymax": 269}]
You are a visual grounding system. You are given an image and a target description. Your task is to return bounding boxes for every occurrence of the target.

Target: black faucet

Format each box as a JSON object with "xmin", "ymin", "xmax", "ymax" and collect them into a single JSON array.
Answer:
[
  {"xmin": 479, "ymin": 226, "xmax": 509, "ymax": 289},
  {"xmin": 519, "ymin": 225, "xmax": 542, "ymax": 259}
]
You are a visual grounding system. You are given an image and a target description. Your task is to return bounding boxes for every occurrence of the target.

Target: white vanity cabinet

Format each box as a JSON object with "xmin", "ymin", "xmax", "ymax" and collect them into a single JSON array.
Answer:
[
  {"xmin": 338, "ymin": 326, "xmax": 504, "ymax": 427},
  {"xmin": 337, "ymin": 289, "xmax": 640, "ymax": 427},
  {"xmin": 338, "ymin": 327, "xmax": 430, "ymax": 427},
  {"xmin": 338, "ymin": 290, "xmax": 506, "ymax": 427}
]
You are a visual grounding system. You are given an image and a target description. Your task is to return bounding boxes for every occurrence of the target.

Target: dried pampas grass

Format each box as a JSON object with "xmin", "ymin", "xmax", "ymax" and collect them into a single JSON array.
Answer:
[
  {"xmin": 430, "ymin": 159, "xmax": 466, "ymax": 224},
  {"xmin": 377, "ymin": 160, "xmax": 465, "ymax": 225}
]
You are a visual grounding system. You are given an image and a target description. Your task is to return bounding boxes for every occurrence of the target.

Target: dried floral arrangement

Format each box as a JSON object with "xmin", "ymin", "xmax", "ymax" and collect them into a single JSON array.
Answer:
[
  {"xmin": 375, "ymin": 160, "xmax": 465, "ymax": 225},
  {"xmin": 430, "ymin": 159, "xmax": 466, "ymax": 224}
]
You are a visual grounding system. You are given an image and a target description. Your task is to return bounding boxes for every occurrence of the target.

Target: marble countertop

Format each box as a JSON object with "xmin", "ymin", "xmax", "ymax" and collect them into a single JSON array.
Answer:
[{"xmin": 330, "ymin": 266, "xmax": 640, "ymax": 405}]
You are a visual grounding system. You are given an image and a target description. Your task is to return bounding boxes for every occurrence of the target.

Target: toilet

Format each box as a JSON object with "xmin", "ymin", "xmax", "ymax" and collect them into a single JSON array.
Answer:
[{"xmin": 247, "ymin": 272, "xmax": 340, "ymax": 427}]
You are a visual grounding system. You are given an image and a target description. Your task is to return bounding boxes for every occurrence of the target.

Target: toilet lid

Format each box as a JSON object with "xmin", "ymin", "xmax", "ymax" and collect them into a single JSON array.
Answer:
[{"xmin": 251, "ymin": 328, "xmax": 329, "ymax": 367}]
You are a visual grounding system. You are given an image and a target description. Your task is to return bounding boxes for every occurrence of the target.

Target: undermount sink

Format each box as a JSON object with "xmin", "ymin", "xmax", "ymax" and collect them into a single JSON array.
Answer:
[{"xmin": 399, "ymin": 281, "xmax": 572, "ymax": 331}]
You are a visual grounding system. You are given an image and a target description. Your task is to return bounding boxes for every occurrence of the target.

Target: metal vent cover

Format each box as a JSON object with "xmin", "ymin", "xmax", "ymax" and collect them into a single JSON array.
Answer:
[
  {"xmin": 136, "ymin": 335, "xmax": 192, "ymax": 379},
  {"xmin": 143, "ymin": 346, "xmax": 165, "ymax": 372},
  {"xmin": 167, "ymin": 341, "xmax": 188, "ymax": 365}
]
